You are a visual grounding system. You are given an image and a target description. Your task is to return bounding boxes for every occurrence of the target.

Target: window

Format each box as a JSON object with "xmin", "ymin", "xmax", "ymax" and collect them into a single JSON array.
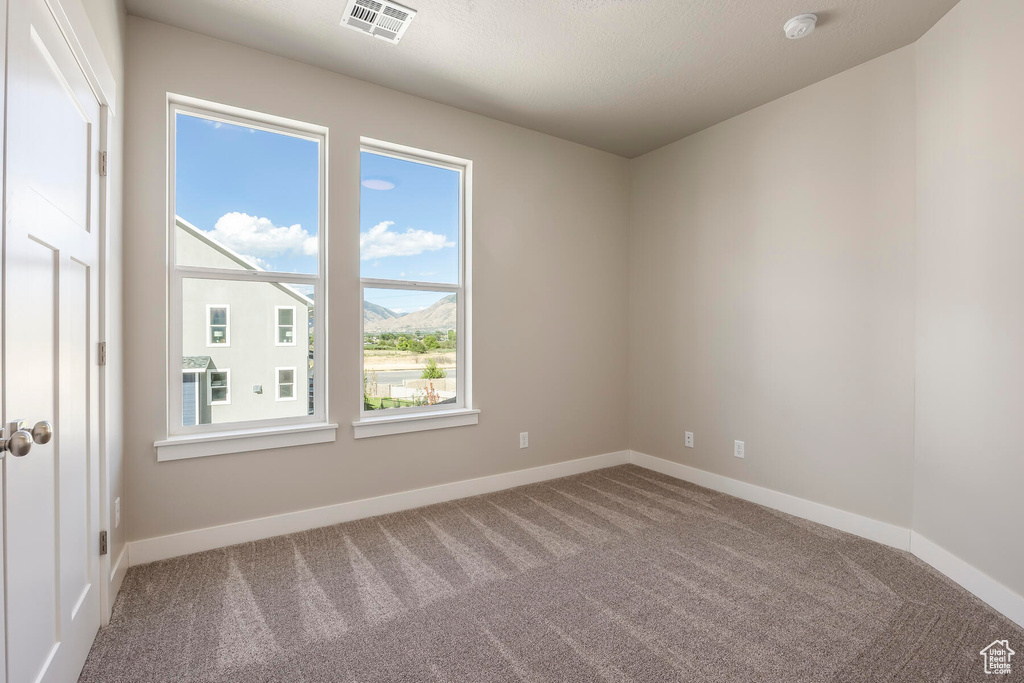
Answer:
[
  {"xmin": 207, "ymin": 304, "xmax": 230, "ymax": 346},
  {"xmin": 209, "ymin": 369, "xmax": 231, "ymax": 405},
  {"xmin": 355, "ymin": 139, "xmax": 476, "ymax": 438},
  {"xmin": 276, "ymin": 306, "xmax": 296, "ymax": 346},
  {"xmin": 160, "ymin": 96, "xmax": 334, "ymax": 460},
  {"xmin": 276, "ymin": 367, "xmax": 297, "ymax": 401}
]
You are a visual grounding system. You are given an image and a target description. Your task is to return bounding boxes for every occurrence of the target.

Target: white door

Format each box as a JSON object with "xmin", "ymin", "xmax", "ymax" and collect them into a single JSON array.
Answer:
[{"xmin": 3, "ymin": 0, "xmax": 103, "ymax": 679}]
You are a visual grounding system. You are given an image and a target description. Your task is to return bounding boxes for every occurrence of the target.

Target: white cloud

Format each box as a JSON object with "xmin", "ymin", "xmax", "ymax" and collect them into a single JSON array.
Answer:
[
  {"xmin": 239, "ymin": 254, "xmax": 273, "ymax": 270},
  {"xmin": 206, "ymin": 212, "xmax": 317, "ymax": 259},
  {"xmin": 362, "ymin": 179, "xmax": 395, "ymax": 191},
  {"xmin": 360, "ymin": 221, "xmax": 454, "ymax": 261}
]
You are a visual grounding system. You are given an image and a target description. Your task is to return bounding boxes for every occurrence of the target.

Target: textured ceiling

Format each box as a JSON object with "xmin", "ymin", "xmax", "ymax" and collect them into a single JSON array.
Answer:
[{"xmin": 124, "ymin": 0, "xmax": 959, "ymax": 157}]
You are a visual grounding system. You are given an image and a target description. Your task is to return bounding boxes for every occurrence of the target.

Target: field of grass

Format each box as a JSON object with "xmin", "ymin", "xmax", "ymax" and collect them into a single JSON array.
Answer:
[
  {"xmin": 363, "ymin": 396, "xmax": 420, "ymax": 410},
  {"xmin": 363, "ymin": 349, "xmax": 456, "ymax": 372}
]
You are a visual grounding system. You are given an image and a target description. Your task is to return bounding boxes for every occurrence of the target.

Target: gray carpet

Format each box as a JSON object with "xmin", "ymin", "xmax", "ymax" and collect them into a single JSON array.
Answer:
[{"xmin": 81, "ymin": 465, "xmax": 1022, "ymax": 682}]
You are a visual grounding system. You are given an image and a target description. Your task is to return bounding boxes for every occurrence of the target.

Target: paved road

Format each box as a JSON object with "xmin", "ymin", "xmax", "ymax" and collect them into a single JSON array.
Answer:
[{"xmin": 370, "ymin": 369, "xmax": 457, "ymax": 385}]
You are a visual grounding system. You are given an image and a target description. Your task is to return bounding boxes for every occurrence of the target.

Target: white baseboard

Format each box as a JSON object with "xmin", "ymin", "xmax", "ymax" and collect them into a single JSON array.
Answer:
[
  {"xmin": 128, "ymin": 450, "xmax": 630, "ymax": 566},
  {"xmin": 628, "ymin": 450, "xmax": 912, "ymax": 550},
  {"xmin": 910, "ymin": 532, "xmax": 1024, "ymax": 629}
]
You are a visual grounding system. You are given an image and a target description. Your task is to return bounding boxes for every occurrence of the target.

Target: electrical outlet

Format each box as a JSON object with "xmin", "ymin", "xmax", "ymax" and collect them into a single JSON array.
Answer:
[
  {"xmin": 685, "ymin": 431, "xmax": 694, "ymax": 448},
  {"xmin": 734, "ymin": 440, "xmax": 745, "ymax": 459},
  {"xmin": 115, "ymin": 497, "xmax": 121, "ymax": 528},
  {"xmin": 519, "ymin": 432, "xmax": 529, "ymax": 449}
]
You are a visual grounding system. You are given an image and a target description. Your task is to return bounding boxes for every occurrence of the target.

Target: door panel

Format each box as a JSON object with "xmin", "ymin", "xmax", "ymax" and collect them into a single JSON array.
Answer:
[
  {"xmin": 27, "ymin": 24, "xmax": 92, "ymax": 232},
  {"xmin": 4, "ymin": 239, "xmax": 58, "ymax": 683},
  {"xmin": 4, "ymin": 0, "xmax": 103, "ymax": 681},
  {"xmin": 61, "ymin": 258, "xmax": 92, "ymax": 618},
  {"xmin": 0, "ymin": 0, "xmax": 8, "ymax": 679}
]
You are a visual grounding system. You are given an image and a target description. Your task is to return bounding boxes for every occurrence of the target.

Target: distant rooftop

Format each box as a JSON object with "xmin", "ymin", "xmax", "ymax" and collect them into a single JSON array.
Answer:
[{"xmin": 183, "ymin": 356, "xmax": 213, "ymax": 371}]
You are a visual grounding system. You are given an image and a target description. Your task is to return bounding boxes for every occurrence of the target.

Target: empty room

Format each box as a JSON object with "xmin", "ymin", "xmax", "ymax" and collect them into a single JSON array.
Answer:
[{"xmin": 0, "ymin": 0, "xmax": 1021, "ymax": 680}]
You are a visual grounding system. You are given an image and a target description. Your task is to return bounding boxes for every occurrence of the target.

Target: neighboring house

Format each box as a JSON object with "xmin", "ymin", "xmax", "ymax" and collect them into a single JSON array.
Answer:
[{"xmin": 178, "ymin": 217, "xmax": 313, "ymax": 425}]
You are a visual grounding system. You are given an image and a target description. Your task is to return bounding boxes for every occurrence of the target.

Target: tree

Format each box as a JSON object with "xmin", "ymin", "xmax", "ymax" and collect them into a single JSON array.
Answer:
[
  {"xmin": 424, "ymin": 334, "xmax": 439, "ymax": 350},
  {"xmin": 421, "ymin": 358, "xmax": 447, "ymax": 379},
  {"xmin": 363, "ymin": 369, "xmax": 378, "ymax": 406},
  {"xmin": 447, "ymin": 329, "xmax": 456, "ymax": 346}
]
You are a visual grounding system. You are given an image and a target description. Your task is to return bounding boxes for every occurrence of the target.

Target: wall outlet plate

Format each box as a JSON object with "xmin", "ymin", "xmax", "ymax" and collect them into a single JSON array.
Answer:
[
  {"xmin": 685, "ymin": 431, "xmax": 694, "ymax": 448},
  {"xmin": 519, "ymin": 432, "xmax": 529, "ymax": 449},
  {"xmin": 734, "ymin": 440, "xmax": 745, "ymax": 459}
]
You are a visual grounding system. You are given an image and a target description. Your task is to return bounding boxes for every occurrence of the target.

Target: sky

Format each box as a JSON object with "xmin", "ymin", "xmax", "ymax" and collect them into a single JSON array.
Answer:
[
  {"xmin": 360, "ymin": 151, "xmax": 459, "ymax": 312},
  {"xmin": 175, "ymin": 112, "xmax": 320, "ymax": 275},
  {"xmin": 175, "ymin": 113, "xmax": 460, "ymax": 313}
]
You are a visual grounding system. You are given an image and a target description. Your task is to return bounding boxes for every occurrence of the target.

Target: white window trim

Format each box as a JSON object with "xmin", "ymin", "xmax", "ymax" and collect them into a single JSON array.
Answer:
[
  {"xmin": 206, "ymin": 304, "xmax": 230, "ymax": 347},
  {"xmin": 354, "ymin": 138, "xmax": 475, "ymax": 439},
  {"xmin": 208, "ymin": 369, "xmax": 231, "ymax": 405},
  {"xmin": 275, "ymin": 305, "xmax": 297, "ymax": 346},
  {"xmin": 276, "ymin": 366, "xmax": 297, "ymax": 401},
  {"xmin": 164, "ymin": 94, "xmax": 332, "ymax": 458},
  {"xmin": 156, "ymin": 422, "xmax": 339, "ymax": 461}
]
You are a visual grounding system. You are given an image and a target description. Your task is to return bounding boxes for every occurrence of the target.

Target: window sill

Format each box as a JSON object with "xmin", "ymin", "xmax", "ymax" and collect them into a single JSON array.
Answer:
[
  {"xmin": 353, "ymin": 408, "xmax": 479, "ymax": 439},
  {"xmin": 155, "ymin": 422, "xmax": 338, "ymax": 461}
]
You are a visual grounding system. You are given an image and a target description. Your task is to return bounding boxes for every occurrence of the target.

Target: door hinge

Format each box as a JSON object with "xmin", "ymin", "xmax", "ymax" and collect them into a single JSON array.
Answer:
[
  {"xmin": 100, "ymin": 530, "xmax": 108, "ymax": 556},
  {"xmin": 98, "ymin": 342, "xmax": 107, "ymax": 366},
  {"xmin": 99, "ymin": 151, "xmax": 108, "ymax": 177}
]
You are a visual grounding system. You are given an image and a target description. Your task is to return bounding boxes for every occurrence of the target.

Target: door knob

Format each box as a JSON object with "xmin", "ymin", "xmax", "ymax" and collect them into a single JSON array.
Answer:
[
  {"xmin": 31, "ymin": 420, "xmax": 53, "ymax": 445},
  {"xmin": 1, "ymin": 426, "xmax": 33, "ymax": 458},
  {"xmin": 0, "ymin": 419, "xmax": 53, "ymax": 458}
]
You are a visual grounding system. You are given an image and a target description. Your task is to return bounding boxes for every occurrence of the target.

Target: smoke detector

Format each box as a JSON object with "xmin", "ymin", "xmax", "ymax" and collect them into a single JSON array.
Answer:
[
  {"xmin": 784, "ymin": 14, "xmax": 817, "ymax": 40},
  {"xmin": 341, "ymin": 0, "xmax": 416, "ymax": 43}
]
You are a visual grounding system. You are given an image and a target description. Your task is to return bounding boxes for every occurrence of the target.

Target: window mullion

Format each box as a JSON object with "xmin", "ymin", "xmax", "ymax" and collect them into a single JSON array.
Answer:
[
  {"xmin": 176, "ymin": 266, "xmax": 318, "ymax": 284},
  {"xmin": 360, "ymin": 278, "xmax": 460, "ymax": 292}
]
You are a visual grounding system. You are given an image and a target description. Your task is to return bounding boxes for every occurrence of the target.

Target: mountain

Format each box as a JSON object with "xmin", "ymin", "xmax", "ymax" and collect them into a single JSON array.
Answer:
[
  {"xmin": 364, "ymin": 294, "xmax": 456, "ymax": 334},
  {"xmin": 363, "ymin": 300, "xmax": 403, "ymax": 326}
]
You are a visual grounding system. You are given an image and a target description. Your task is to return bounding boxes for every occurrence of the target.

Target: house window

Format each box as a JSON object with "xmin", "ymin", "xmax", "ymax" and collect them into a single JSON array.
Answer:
[
  {"xmin": 356, "ymin": 140, "xmax": 474, "ymax": 436},
  {"xmin": 166, "ymin": 98, "xmax": 327, "ymax": 445},
  {"xmin": 276, "ymin": 367, "xmax": 297, "ymax": 401},
  {"xmin": 207, "ymin": 305, "xmax": 230, "ymax": 346},
  {"xmin": 209, "ymin": 369, "xmax": 230, "ymax": 405},
  {"xmin": 276, "ymin": 306, "xmax": 296, "ymax": 346}
]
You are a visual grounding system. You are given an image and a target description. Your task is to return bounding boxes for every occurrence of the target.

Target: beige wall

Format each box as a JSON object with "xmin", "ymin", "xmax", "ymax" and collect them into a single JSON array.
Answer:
[
  {"xmin": 123, "ymin": 18, "xmax": 629, "ymax": 542},
  {"xmin": 913, "ymin": 0, "xmax": 1024, "ymax": 596},
  {"xmin": 628, "ymin": 47, "xmax": 918, "ymax": 527},
  {"xmin": 80, "ymin": 0, "xmax": 127, "ymax": 581}
]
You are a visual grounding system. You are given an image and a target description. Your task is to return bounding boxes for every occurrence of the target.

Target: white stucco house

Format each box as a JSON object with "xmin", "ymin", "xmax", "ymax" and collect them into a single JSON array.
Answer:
[{"xmin": 177, "ymin": 217, "xmax": 313, "ymax": 426}]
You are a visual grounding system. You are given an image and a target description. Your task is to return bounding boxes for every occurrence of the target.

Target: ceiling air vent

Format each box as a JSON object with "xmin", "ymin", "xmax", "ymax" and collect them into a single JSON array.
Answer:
[{"xmin": 341, "ymin": 0, "xmax": 416, "ymax": 43}]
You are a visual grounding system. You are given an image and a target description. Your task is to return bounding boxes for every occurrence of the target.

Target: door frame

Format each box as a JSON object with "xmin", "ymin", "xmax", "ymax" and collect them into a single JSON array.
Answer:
[
  {"xmin": 45, "ymin": 0, "xmax": 121, "ymax": 628},
  {"xmin": 2, "ymin": 0, "xmax": 120, "ymax": 635}
]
